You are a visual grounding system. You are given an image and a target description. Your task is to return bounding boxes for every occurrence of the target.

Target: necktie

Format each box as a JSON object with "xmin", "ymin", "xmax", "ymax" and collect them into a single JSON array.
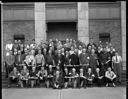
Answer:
[
  {"xmin": 98, "ymin": 72, "xmax": 99, "ymax": 77},
  {"xmin": 19, "ymin": 55, "xmax": 20, "ymax": 62},
  {"xmin": 116, "ymin": 56, "xmax": 118, "ymax": 62}
]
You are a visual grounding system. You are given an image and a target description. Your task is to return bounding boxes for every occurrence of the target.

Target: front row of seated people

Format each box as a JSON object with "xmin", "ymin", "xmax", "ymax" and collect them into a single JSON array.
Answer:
[{"xmin": 8, "ymin": 65, "xmax": 117, "ymax": 88}]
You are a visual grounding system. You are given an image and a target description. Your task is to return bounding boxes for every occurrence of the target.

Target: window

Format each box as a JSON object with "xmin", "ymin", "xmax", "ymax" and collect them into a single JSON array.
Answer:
[
  {"xmin": 99, "ymin": 33, "xmax": 110, "ymax": 45},
  {"xmin": 13, "ymin": 34, "xmax": 25, "ymax": 43}
]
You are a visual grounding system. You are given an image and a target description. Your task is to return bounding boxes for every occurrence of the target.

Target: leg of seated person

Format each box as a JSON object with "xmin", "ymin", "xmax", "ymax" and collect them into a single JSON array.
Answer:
[
  {"xmin": 31, "ymin": 80, "xmax": 34, "ymax": 88},
  {"xmin": 19, "ymin": 80, "xmax": 23, "ymax": 88},
  {"xmin": 46, "ymin": 80, "xmax": 49, "ymax": 88},
  {"xmin": 84, "ymin": 79, "xmax": 87, "ymax": 88},
  {"xmin": 8, "ymin": 77, "xmax": 12, "ymax": 87},
  {"xmin": 73, "ymin": 79, "xmax": 77, "ymax": 88}
]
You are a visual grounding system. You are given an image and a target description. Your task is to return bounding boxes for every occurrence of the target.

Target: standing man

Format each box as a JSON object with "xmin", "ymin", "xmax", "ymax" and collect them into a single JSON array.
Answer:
[
  {"xmin": 35, "ymin": 49, "xmax": 45, "ymax": 71},
  {"xmin": 54, "ymin": 50, "xmax": 65, "ymax": 72},
  {"xmin": 5, "ymin": 50, "xmax": 15, "ymax": 78},
  {"xmin": 79, "ymin": 48, "xmax": 90, "ymax": 72},
  {"xmin": 89, "ymin": 49, "xmax": 99, "ymax": 74},
  {"xmin": 112, "ymin": 51, "xmax": 122, "ymax": 83},
  {"xmin": 15, "ymin": 50, "xmax": 24, "ymax": 72}
]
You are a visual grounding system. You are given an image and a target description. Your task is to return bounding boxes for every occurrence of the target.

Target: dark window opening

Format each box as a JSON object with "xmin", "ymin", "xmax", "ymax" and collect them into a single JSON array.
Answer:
[
  {"xmin": 99, "ymin": 33, "xmax": 110, "ymax": 46},
  {"xmin": 13, "ymin": 34, "xmax": 25, "ymax": 44}
]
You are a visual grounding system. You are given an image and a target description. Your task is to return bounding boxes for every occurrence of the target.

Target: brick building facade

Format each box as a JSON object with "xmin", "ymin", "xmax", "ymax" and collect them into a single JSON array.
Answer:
[{"xmin": 1, "ymin": 2, "xmax": 126, "ymax": 71}]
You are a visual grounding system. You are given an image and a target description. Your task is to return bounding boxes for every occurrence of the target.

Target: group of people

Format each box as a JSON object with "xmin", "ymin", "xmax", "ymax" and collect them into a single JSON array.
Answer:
[{"xmin": 4, "ymin": 38, "xmax": 122, "ymax": 88}]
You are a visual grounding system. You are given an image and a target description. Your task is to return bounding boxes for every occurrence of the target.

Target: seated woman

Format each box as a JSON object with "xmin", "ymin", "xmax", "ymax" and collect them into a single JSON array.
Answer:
[
  {"xmin": 105, "ymin": 67, "xmax": 116, "ymax": 87},
  {"xmin": 37, "ymin": 66, "xmax": 47, "ymax": 87},
  {"xmin": 79, "ymin": 68, "xmax": 87, "ymax": 88},
  {"xmin": 46, "ymin": 65, "xmax": 54, "ymax": 88},
  {"xmin": 8, "ymin": 67, "xmax": 20, "ymax": 88},
  {"xmin": 19, "ymin": 65, "xmax": 29, "ymax": 88},
  {"xmin": 71, "ymin": 68, "xmax": 79, "ymax": 88},
  {"xmin": 86, "ymin": 68, "xmax": 95, "ymax": 87},
  {"xmin": 29, "ymin": 66, "xmax": 38, "ymax": 88},
  {"xmin": 94, "ymin": 68, "xmax": 104, "ymax": 87}
]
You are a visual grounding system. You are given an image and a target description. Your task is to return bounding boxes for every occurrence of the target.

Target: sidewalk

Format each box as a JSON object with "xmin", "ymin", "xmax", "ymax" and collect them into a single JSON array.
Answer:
[{"xmin": 2, "ymin": 87, "xmax": 126, "ymax": 99}]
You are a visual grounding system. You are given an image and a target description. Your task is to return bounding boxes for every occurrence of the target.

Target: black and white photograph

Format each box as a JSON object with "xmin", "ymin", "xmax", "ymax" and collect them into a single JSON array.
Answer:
[{"xmin": 1, "ymin": 1, "xmax": 126, "ymax": 99}]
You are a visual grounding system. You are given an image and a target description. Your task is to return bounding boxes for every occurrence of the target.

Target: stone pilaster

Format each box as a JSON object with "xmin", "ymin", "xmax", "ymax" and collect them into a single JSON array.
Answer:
[
  {"xmin": 77, "ymin": 2, "xmax": 89, "ymax": 45},
  {"xmin": 1, "ymin": 2, "xmax": 4, "ymax": 72},
  {"xmin": 121, "ymin": 1, "xmax": 126, "ymax": 70},
  {"xmin": 35, "ymin": 3, "xmax": 46, "ymax": 45}
]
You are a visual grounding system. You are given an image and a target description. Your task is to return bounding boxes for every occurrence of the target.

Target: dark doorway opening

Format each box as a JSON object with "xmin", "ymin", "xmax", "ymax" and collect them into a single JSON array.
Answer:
[{"xmin": 47, "ymin": 22, "xmax": 77, "ymax": 42}]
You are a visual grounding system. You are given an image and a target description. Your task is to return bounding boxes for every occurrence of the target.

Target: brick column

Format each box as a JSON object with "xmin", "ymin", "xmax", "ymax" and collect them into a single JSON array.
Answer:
[
  {"xmin": 34, "ymin": 3, "xmax": 46, "ymax": 45},
  {"xmin": 77, "ymin": 2, "xmax": 89, "ymax": 45},
  {"xmin": 121, "ymin": 1, "xmax": 126, "ymax": 70},
  {"xmin": 1, "ymin": 2, "xmax": 4, "ymax": 72}
]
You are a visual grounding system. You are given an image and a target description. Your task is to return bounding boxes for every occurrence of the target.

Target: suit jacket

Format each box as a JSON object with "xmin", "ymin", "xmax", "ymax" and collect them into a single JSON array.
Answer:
[
  {"xmin": 86, "ymin": 72, "xmax": 94, "ymax": 79},
  {"xmin": 69, "ymin": 53, "xmax": 79, "ymax": 65},
  {"xmin": 5, "ymin": 55, "xmax": 15, "ymax": 65},
  {"xmin": 15, "ymin": 54, "xmax": 24, "ymax": 64},
  {"xmin": 94, "ymin": 71, "xmax": 103, "ymax": 79},
  {"xmin": 79, "ymin": 53, "xmax": 90, "ymax": 65}
]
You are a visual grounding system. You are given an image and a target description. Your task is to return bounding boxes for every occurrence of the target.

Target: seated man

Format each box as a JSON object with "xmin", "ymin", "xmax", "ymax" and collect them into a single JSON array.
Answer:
[
  {"xmin": 8, "ymin": 67, "xmax": 20, "ymax": 88},
  {"xmin": 71, "ymin": 68, "xmax": 79, "ymax": 88},
  {"xmin": 46, "ymin": 65, "xmax": 54, "ymax": 88},
  {"xmin": 105, "ymin": 67, "xmax": 116, "ymax": 87},
  {"xmin": 53, "ymin": 70, "xmax": 62, "ymax": 89},
  {"xmin": 37, "ymin": 66, "xmax": 47, "ymax": 87},
  {"xmin": 94, "ymin": 68, "xmax": 104, "ymax": 87},
  {"xmin": 63, "ymin": 67, "xmax": 70, "ymax": 88},
  {"xmin": 29, "ymin": 66, "xmax": 38, "ymax": 88},
  {"xmin": 19, "ymin": 65, "xmax": 29, "ymax": 88},
  {"xmin": 86, "ymin": 68, "xmax": 95, "ymax": 87},
  {"xmin": 79, "ymin": 68, "xmax": 87, "ymax": 88}
]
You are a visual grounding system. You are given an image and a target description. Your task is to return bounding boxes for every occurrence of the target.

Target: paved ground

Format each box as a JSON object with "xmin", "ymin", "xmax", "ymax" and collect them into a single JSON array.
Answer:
[{"xmin": 2, "ymin": 87, "xmax": 126, "ymax": 99}]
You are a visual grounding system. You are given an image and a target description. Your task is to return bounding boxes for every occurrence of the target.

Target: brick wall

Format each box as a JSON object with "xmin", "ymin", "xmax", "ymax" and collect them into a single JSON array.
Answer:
[
  {"xmin": 3, "ymin": 21, "xmax": 35, "ymax": 57},
  {"xmin": 89, "ymin": 20, "xmax": 122, "ymax": 55}
]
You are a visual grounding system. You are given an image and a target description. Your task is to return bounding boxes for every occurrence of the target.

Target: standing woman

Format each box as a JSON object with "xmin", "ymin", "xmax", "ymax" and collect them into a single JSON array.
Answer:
[{"xmin": 112, "ymin": 51, "xmax": 122, "ymax": 83}]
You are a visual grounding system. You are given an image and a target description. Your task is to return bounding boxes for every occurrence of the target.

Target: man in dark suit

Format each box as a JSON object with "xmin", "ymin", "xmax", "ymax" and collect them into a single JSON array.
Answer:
[
  {"xmin": 79, "ymin": 48, "xmax": 90, "ymax": 72},
  {"xmin": 94, "ymin": 68, "xmax": 104, "ymax": 87},
  {"xmin": 15, "ymin": 50, "xmax": 24, "ymax": 72},
  {"xmin": 69, "ymin": 49, "xmax": 79, "ymax": 66},
  {"xmin": 54, "ymin": 50, "xmax": 65, "ymax": 72},
  {"xmin": 86, "ymin": 68, "xmax": 95, "ymax": 87},
  {"xmin": 78, "ymin": 68, "xmax": 87, "ymax": 88},
  {"xmin": 8, "ymin": 67, "xmax": 20, "ymax": 88},
  {"xmin": 46, "ymin": 65, "xmax": 54, "ymax": 88},
  {"xmin": 87, "ymin": 38, "xmax": 97, "ymax": 50},
  {"xmin": 99, "ymin": 48, "xmax": 110, "ymax": 75}
]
